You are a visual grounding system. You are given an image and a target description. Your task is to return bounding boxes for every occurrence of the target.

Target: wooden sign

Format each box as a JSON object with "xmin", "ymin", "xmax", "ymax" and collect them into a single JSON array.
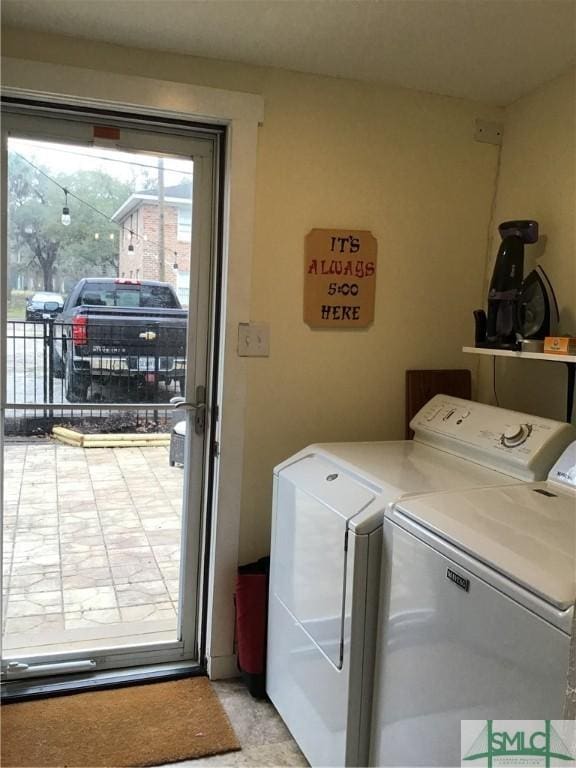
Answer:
[{"xmin": 304, "ymin": 229, "xmax": 377, "ymax": 328}]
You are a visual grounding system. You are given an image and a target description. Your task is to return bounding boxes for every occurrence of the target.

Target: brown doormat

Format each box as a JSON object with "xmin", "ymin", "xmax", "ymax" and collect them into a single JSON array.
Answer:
[{"xmin": 1, "ymin": 676, "xmax": 241, "ymax": 767}]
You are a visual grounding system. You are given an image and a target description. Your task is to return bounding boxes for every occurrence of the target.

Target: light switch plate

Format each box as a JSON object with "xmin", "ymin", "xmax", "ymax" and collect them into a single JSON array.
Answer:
[{"xmin": 238, "ymin": 322, "xmax": 270, "ymax": 357}]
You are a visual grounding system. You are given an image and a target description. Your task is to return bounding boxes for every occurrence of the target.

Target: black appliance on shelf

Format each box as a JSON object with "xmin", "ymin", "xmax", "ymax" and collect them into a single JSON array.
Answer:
[{"xmin": 474, "ymin": 219, "xmax": 559, "ymax": 350}]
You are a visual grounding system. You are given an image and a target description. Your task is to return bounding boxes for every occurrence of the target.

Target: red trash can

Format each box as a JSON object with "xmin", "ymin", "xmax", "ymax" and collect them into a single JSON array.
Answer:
[{"xmin": 235, "ymin": 557, "xmax": 270, "ymax": 698}]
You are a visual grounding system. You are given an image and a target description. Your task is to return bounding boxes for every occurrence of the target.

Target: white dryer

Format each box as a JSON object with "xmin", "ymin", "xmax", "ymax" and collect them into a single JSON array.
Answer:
[
  {"xmin": 371, "ymin": 442, "xmax": 576, "ymax": 767},
  {"xmin": 266, "ymin": 396, "xmax": 575, "ymax": 767}
]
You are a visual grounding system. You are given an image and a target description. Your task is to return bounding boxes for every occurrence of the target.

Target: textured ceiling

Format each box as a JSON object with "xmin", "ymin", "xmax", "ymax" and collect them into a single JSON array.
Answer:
[{"xmin": 2, "ymin": 0, "xmax": 575, "ymax": 105}]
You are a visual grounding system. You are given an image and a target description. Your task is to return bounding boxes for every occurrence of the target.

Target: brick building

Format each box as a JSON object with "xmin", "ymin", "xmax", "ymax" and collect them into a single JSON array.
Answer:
[{"xmin": 112, "ymin": 181, "xmax": 192, "ymax": 306}]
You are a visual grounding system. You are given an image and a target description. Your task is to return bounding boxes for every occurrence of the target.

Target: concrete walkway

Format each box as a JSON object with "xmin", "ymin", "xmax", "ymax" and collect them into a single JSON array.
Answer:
[{"xmin": 2, "ymin": 441, "xmax": 184, "ymax": 656}]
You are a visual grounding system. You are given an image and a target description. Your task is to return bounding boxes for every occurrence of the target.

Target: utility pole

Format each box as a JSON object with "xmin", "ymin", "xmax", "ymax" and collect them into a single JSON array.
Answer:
[{"xmin": 158, "ymin": 157, "xmax": 165, "ymax": 282}]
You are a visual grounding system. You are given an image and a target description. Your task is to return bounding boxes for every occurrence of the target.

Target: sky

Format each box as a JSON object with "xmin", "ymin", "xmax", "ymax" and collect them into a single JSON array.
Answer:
[{"xmin": 9, "ymin": 137, "xmax": 194, "ymax": 191}]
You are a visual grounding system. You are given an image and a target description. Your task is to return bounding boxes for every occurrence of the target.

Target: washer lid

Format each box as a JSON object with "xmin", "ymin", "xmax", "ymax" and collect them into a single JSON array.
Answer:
[
  {"xmin": 297, "ymin": 441, "xmax": 515, "ymax": 497},
  {"xmin": 394, "ymin": 483, "xmax": 576, "ymax": 610}
]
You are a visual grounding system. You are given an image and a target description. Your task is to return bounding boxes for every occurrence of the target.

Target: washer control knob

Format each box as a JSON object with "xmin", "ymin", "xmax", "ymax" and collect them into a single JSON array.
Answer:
[{"xmin": 501, "ymin": 424, "xmax": 531, "ymax": 447}]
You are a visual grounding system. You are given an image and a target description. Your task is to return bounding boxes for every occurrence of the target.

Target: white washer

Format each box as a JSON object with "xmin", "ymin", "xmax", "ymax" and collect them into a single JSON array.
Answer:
[
  {"xmin": 266, "ymin": 396, "xmax": 575, "ymax": 767},
  {"xmin": 371, "ymin": 442, "xmax": 576, "ymax": 767}
]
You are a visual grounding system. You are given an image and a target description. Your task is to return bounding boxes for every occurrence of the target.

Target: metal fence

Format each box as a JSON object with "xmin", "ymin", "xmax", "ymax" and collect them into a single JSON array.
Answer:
[{"xmin": 5, "ymin": 319, "xmax": 185, "ymax": 436}]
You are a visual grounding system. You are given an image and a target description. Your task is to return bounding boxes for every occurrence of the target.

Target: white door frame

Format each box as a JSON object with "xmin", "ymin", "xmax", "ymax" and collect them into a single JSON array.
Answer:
[
  {"xmin": 1, "ymin": 56, "xmax": 264, "ymax": 679},
  {"xmin": 1, "ymin": 110, "xmax": 214, "ymax": 676}
]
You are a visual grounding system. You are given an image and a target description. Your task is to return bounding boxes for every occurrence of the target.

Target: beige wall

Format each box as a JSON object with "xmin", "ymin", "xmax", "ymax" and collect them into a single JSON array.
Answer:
[
  {"xmin": 2, "ymin": 27, "xmax": 503, "ymax": 563},
  {"xmin": 478, "ymin": 68, "xmax": 576, "ymax": 423},
  {"xmin": 244, "ymin": 74, "xmax": 500, "ymax": 561}
]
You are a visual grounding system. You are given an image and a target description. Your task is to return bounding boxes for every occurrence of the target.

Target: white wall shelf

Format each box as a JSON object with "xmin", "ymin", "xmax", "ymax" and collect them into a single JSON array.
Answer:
[
  {"xmin": 463, "ymin": 346, "xmax": 576, "ymax": 364},
  {"xmin": 463, "ymin": 346, "xmax": 576, "ymax": 423}
]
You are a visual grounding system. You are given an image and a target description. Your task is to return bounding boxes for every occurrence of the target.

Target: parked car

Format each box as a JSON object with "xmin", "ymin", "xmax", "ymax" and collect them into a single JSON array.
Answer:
[
  {"xmin": 52, "ymin": 278, "xmax": 188, "ymax": 402},
  {"xmin": 25, "ymin": 292, "xmax": 64, "ymax": 321}
]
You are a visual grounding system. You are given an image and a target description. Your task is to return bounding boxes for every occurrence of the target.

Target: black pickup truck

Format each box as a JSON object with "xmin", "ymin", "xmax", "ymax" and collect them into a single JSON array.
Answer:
[{"xmin": 52, "ymin": 278, "xmax": 187, "ymax": 402}]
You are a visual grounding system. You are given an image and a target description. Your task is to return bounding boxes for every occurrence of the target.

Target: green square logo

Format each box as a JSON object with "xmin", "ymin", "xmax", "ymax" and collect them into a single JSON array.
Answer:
[{"xmin": 461, "ymin": 720, "xmax": 576, "ymax": 767}]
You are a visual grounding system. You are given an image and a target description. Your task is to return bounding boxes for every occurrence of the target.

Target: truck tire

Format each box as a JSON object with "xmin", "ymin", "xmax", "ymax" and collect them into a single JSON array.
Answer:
[{"xmin": 65, "ymin": 355, "xmax": 89, "ymax": 403}]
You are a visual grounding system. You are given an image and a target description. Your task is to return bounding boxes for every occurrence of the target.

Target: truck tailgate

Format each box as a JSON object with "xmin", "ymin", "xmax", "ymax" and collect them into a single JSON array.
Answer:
[{"xmin": 77, "ymin": 307, "xmax": 187, "ymax": 356}]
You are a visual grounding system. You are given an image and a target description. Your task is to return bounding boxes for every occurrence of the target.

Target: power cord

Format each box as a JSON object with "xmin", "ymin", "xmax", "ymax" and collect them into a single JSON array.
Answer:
[{"xmin": 493, "ymin": 356, "xmax": 499, "ymax": 406}]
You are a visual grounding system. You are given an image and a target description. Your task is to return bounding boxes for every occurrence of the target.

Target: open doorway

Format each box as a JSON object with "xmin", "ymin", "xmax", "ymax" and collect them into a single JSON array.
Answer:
[{"xmin": 1, "ymin": 107, "xmax": 220, "ymax": 686}]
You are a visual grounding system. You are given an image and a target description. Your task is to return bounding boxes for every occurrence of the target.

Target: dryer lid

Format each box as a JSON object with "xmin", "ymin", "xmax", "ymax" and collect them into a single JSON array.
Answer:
[
  {"xmin": 273, "ymin": 456, "xmax": 376, "ymax": 668},
  {"xmin": 278, "ymin": 455, "xmax": 376, "ymax": 521},
  {"xmin": 394, "ymin": 483, "xmax": 576, "ymax": 610}
]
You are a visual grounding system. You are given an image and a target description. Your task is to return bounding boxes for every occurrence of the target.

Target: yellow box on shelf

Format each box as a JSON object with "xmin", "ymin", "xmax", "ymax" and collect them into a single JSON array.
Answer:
[{"xmin": 544, "ymin": 336, "xmax": 576, "ymax": 355}]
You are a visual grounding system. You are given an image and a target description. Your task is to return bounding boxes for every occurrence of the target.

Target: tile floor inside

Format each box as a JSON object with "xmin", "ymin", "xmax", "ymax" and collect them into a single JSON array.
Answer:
[
  {"xmin": 163, "ymin": 679, "xmax": 308, "ymax": 767},
  {"xmin": 2, "ymin": 441, "xmax": 184, "ymax": 655}
]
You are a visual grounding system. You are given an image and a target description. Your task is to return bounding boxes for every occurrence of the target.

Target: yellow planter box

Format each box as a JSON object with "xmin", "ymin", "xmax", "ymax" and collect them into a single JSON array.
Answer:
[{"xmin": 53, "ymin": 426, "xmax": 170, "ymax": 448}]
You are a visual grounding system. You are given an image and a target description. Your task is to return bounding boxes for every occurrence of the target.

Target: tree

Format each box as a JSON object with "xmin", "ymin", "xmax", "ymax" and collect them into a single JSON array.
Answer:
[
  {"xmin": 56, "ymin": 169, "xmax": 132, "ymax": 284},
  {"xmin": 8, "ymin": 153, "xmax": 57, "ymax": 290},
  {"xmin": 8, "ymin": 152, "xmax": 132, "ymax": 291}
]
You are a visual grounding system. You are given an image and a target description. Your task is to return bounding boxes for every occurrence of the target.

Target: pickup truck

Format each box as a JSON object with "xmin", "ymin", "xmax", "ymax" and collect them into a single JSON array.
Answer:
[{"xmin": 52, "ymin": 278, "xmax": 187, "ymax": 402}]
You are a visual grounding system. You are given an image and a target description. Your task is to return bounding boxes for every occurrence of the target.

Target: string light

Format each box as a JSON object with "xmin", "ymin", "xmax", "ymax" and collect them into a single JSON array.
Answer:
[
  {"xmin": 13, "ymin": 151, "xmax": 189, "ymax": 276},
  {"xmin": 61, "ymin": 189, "xmax": 71, "ymax": 226}
]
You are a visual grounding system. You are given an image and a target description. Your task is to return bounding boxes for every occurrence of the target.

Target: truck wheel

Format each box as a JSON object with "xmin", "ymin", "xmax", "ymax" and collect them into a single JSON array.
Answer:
[{"xmin": 65, "ymin": 356, "xmax": 89, "ymax": 403}]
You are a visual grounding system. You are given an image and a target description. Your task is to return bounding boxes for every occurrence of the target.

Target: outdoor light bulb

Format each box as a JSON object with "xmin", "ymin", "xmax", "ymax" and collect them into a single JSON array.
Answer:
[
  {"xmin": 128, "ymin": 243, "xmax": 135, "ymax": 253},
  {"xmin": 109, "ymin": 233, "xmax": 114, "ymax": 241},
  {"xmin": 94, "ymin": 232, "xmax": 100, "ymax": 240},
  {"xmin": 61, "ymin": 206, "xmax": 71, "ymax": 226},
  {"xmin": 143, "ymin": 234, "xmax": 148, "ymax": 241}
]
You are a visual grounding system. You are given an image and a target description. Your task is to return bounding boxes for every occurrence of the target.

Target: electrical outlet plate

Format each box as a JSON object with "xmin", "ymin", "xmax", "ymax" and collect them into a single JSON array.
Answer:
[
  {"xmin": 474, "ymin": 119, "xmax": 504, "ymax": 145},
  {"xmin": 238, "ymin": 322, "xmax": 270, "ymax": 357}
]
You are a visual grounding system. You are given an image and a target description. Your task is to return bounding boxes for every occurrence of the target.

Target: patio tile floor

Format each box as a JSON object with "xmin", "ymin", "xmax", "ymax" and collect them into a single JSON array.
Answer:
[{"xmin": 2, "ymin": 441, "xmax": 184, "ymax": 657}]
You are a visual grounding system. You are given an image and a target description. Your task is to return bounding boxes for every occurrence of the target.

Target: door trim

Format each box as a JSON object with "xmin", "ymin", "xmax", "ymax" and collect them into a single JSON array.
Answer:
[{"xmin": 0, "ymin": 56, "xmax": 264, "ymax": 678}]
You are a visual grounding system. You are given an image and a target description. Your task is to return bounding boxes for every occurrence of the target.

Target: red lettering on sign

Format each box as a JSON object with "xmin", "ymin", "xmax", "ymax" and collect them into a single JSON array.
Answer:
[{"xmin": 311, "ymin": 260, "xmax": 375, "ymax": 278}]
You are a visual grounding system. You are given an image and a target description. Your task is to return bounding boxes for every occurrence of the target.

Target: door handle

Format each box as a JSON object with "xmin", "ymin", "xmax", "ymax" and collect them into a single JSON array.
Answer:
[{"xmin": 170, "ymin": 386, "xmax": 206, "ymax": 435}]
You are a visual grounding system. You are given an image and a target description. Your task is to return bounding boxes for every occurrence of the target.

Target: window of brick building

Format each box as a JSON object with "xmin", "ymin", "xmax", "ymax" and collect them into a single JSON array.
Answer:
[{"xmin": 177, "ymin": 207, "xmax": 192, "ymax": 242}]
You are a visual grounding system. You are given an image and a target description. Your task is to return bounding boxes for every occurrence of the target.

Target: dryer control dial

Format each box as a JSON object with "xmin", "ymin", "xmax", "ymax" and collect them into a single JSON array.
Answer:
[{"xmin": 500, "ymin": 424, "xmax": 532, "ymax": 448}]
